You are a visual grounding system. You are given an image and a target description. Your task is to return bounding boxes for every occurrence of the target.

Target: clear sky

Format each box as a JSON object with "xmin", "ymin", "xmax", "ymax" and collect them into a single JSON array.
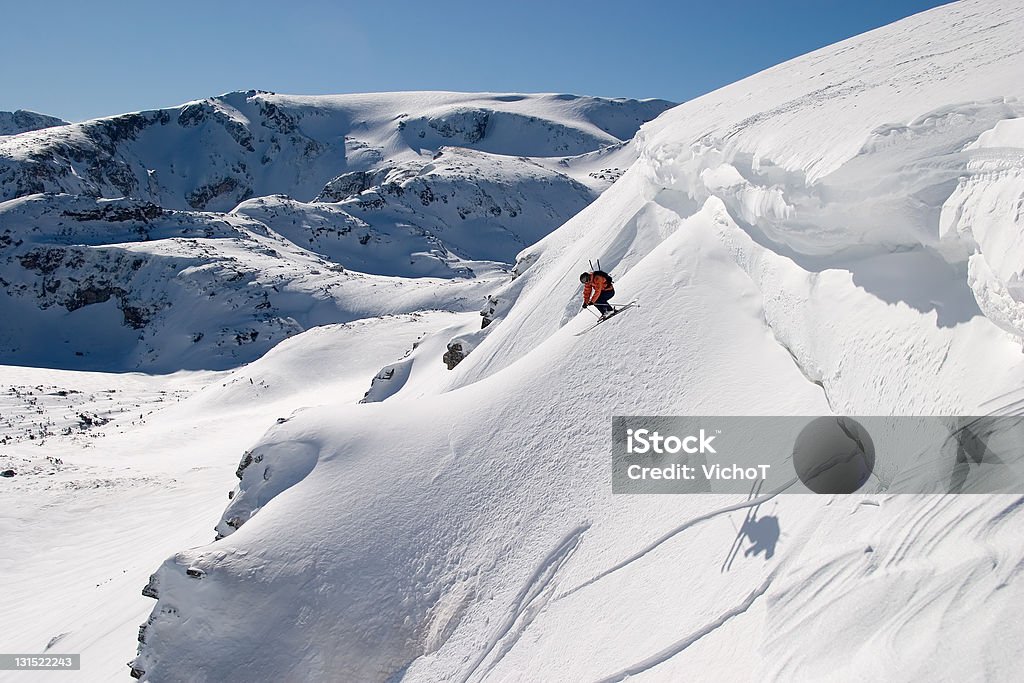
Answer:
[{"xmin": 1, "ymin": 0, "xmax": 953, "ymax": 122}]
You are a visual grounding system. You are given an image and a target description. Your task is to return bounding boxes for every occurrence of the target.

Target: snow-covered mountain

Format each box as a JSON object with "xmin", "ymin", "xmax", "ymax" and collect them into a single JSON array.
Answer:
[
  {"xmin": 123, "ymin": 1, "xmax": 1024, "ymax": 681},
  {"xmin": 0, "ymin": 110, "xmax": 67, "ymax": 136},
  {"xmin": 0, "ymin": 93, "xmax": 672, "ymax": 370},
  {"xmin": 0, "ymin": 92, "xmax": 669, "ymax": 208}
]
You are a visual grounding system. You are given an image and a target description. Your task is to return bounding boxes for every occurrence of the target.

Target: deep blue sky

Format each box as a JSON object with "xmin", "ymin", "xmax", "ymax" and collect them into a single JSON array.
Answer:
[{"xmin": 1, "ymin": 0, "xmax": 953, "ymax": 122}]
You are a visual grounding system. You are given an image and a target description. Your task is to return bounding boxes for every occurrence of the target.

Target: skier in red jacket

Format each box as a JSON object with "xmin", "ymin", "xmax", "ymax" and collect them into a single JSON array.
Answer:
[{"xmin": 580, "ymin": 270, "xmax": 615, "ymax": 318}]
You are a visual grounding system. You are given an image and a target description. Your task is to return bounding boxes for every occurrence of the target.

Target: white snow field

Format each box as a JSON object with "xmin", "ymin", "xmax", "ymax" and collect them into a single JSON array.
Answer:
[
  {"xmin": 0, "ymin": 312, "xmax": 474, "ymax": 681},
  {"xmin": 4, "ymin": 0, "xmax": 1024, "ymax": 681}
]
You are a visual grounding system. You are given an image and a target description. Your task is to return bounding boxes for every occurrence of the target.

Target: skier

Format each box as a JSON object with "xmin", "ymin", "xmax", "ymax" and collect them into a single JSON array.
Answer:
[{"xmin": 580, "ymin": 270, "xmax": 615, "ymax": 318}]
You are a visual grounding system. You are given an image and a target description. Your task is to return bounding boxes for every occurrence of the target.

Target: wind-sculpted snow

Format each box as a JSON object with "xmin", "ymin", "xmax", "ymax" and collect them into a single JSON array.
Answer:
[
  {"xmin": 631, "ymin": 1, "xmax": 1024, "ymax": 338},
  {"xmin": 134, "ymin": 2, "xmax": 1024, "ymax": 681}
]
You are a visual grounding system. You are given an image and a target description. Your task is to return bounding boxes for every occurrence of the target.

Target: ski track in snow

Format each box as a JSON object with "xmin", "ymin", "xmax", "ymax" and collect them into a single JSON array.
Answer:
[
  {"xmin": 460, "ymin": 523, "xmax": 590, "ymax": 683},
  {"xmin": 557, "ymin": 480, "xmax": 797, "ymax": 601},
  {"xmin": 593, "ymin": 571, "xmax": 778, "ymax": 683}
]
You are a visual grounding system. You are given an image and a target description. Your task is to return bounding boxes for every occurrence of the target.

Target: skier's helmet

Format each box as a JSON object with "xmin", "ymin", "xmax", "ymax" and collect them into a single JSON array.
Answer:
[{"xmin": 579, "ymin": 272, "xmax": 590, "ymax": 283}]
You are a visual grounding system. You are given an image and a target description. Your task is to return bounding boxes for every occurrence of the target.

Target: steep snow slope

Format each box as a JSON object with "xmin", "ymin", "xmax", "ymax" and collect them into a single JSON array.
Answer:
[
  {"xmin": 132, "ymin": 1, "xmax": 1024, "ymax": 682},
  {"xmin": 447, "ymin": 0, "xmax": 1024, "ymax": 397},
  {"xmin": 0, "ymin": 93, "xmax": 671, "ymax": 371}
]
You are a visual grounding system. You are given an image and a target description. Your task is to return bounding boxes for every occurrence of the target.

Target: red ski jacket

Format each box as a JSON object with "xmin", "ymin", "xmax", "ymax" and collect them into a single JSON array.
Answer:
[{"xmin": 583, "ymin": 273, "xmax": 613, "ymax": 304}]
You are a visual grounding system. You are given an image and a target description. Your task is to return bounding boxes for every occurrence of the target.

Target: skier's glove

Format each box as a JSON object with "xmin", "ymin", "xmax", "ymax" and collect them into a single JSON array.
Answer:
[{"xmin": 582, "ymin": 303, "xmax": 589, "ymax": 309}]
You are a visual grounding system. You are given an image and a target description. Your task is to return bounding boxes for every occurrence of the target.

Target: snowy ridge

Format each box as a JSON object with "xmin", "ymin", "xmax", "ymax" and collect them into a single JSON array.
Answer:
[
  {"xmin": 0, "ymin": 91, "xmax": 671, "ymax": 208},
  {"xmin": 132, "ymin": 1, "xmax": 1024, "ymax": 682},
  {"xmin": 0, "ymin": 110, "xmax": 67, "ymax": 137}
]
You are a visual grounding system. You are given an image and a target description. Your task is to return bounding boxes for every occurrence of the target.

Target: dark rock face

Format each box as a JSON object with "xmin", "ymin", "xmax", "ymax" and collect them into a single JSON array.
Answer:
[
  {"xmin": 399, "ymin": 109, "xmax": 490, "ymax": 146},
  {"xmin": 63, "ymin": 201, "xmax": 164, "ymax": 223},
  {"xmin": 85, "ymin": 112, "xmax": 152, "ymax": 151},
  {"xmin": 235, "ymin": 450, "xmax": 259, "ymax": 479},
  {"xmin": 141, "ymin": 574, "xmax": 159, "ymax": 599},
  {"xmin": 66, "ymin": 284, "xmax": 121, "ymax": 310},
  {"xmin": 256, "ymin": 99, "xmax": 300, "ymax": 136},
  {"xmin": 480, "ymin": 295, "xmax": 498, "ymax": 329},
  {"xmin": 430, "ymin": 110, "xmax": 489, "ymax": 143},
  {"xmin": 443, "ymin": 341, "xmax": 466, "ymax": 370},
  {"xmin": 315, "ymin": 169, "xmax": 393, "ymax": 202},
  {"xmin": 187, "ymin": 177, "xmax": 249, "ymax": 210},
  {"xmin": 178, "ymin": 102, "xmax": 255, "ymax": 151},
  {"xmin": 121, "ymin": 305, "xmax": 151, "ymax": 329},
  {"xmin": 19, "ymin": 248, "xmax": 66, "ymax": 274},
  {"xmin": 15, "ymin": 245, "xmax": 160, "ymax": 328}
]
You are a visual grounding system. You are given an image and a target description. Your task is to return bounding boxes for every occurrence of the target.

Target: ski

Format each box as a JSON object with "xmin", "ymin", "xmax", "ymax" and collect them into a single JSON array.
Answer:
[{"xmin": 574, "ymin": 300, "xmax": 639, "ymax": 336}]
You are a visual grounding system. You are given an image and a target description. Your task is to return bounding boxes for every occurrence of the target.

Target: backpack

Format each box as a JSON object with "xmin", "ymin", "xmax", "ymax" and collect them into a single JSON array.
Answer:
[{"xmin": 592, "ymin": 269, "xmax": 613, "ymax": 285}]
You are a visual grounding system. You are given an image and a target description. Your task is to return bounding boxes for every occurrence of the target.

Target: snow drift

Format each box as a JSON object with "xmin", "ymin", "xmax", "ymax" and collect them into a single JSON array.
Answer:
[{"xmin": 130, "ymin": 1, "xmax": 1024, "ymax": 680}]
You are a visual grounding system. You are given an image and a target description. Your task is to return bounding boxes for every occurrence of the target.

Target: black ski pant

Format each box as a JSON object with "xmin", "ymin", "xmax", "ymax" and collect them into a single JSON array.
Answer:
[{"xmin": 594, "ymin": 288, "xmax": 614, "ymax": 316}]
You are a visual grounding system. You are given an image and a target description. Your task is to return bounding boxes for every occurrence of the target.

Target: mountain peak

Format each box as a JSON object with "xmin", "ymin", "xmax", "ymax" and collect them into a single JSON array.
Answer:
[{"xmin": 0, "ymin": 109, "xmax": 68, "ymax": 136}]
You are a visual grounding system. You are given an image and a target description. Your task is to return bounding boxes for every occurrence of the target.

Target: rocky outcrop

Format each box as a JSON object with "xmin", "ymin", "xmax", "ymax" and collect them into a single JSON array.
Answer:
[
  {"xmin": 398, "ymin": 108, "xmax": 490, "ymax": 145},
  {"xmin": 480, "ymin": 294, "xmax": 499, "ymax": 329},
  {"xmin": 315, "ymin": 168, "xmax": 392, "ymax": 203},
  {"xmin": 442, "ymin": 341, "xmax": 466, "ymax": 369},
  {"xmin": 186, "ymin": 177, "xmax": 251, "ymax": 210},
  {"xmin": 15, "ymin": 245, "xmax": 162, "ymax": 325},
  {"xmin": 214, "ymin": 442, "xmax": 318, "ymax": 539}
]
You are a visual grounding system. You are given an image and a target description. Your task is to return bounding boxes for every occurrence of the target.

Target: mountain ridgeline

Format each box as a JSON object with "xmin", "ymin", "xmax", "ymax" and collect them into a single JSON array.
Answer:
[
  {"xmin": 0, "ymin": 92, "xmax": 674, "ymax": 371},
  {"xmin": 0, "ymin": 110, "xmax": 68, "ymax": 136}
]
